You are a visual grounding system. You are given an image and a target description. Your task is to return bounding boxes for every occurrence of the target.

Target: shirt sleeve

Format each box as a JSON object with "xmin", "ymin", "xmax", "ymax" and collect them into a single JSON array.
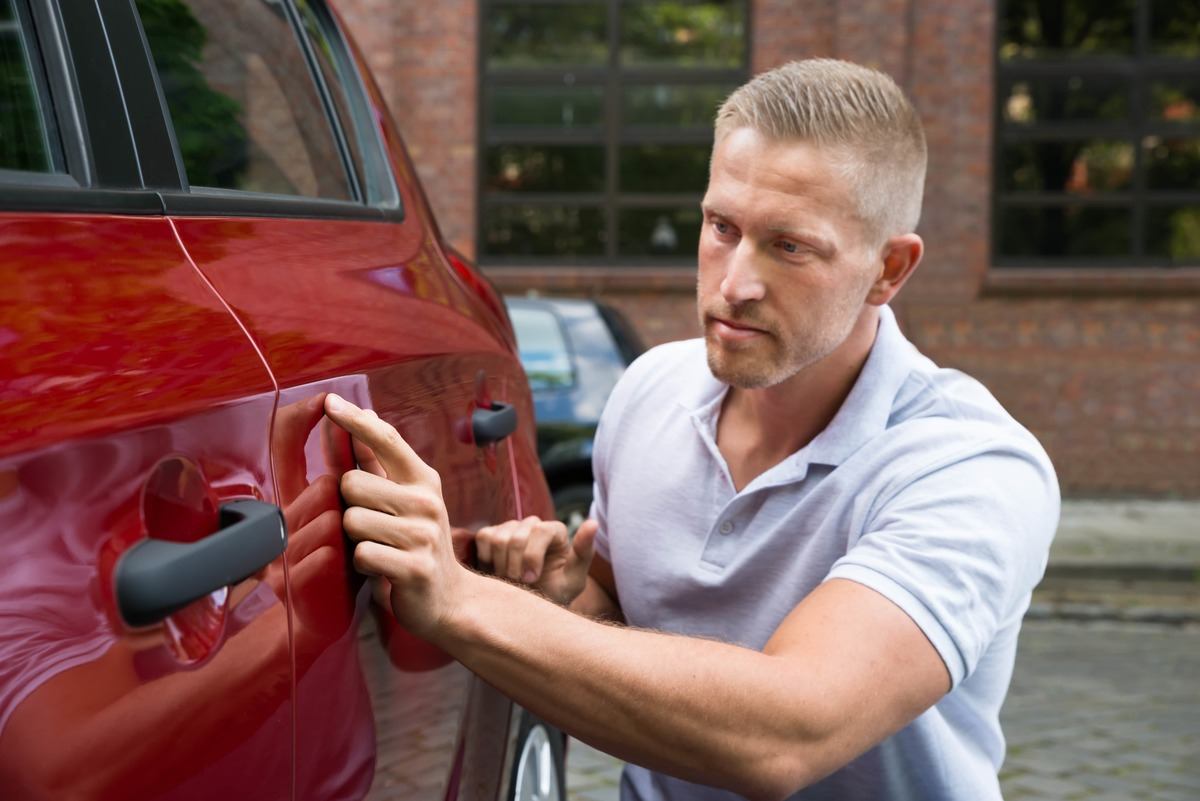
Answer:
[
  {"xmin": 826, "ymin": 442, "xmax": 1059, "ymax": 687},
  {"xmin": 589, "ymin": 405, "xmax": 613, "ymax": 563}
]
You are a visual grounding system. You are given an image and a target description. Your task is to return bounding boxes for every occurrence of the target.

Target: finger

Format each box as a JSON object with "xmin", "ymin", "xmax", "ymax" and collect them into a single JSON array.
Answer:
[
  {"xmin": 325, "ymin": 394, "xmax": 431, "ymax": 484},
  {"xmin": 353, "ymin": 540, "xmax": 406, "ymax": 579},
  {"xmin": 352, "ymin": 435, "xmax": 386, "ymax": 478},
  {"xmin": 567, "ymin": 519, "xmax": 599, "ymax": 574},
  {"xmin": 343, "ymin": 504, "xmax": 433, "ymax": 551},
  {"xmin": 340, "ymin": 468, "xmax": 443, "ymax": 520},
  {"xmin": 521, "ymin": 520, "xmax": 566, "ymax": 584},
  {"xmin": 503, "ymin": 517, "xmax": 541, "ymax": 582},
  {"xmin": 475, "ymin": 520, "xmax": 517, "ymax": 568}
]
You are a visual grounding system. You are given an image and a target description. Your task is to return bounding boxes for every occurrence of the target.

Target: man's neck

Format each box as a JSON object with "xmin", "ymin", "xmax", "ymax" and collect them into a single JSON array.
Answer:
[{"xmin": 716, "ymin": 307, "xmax": 880, "ymax": 490}]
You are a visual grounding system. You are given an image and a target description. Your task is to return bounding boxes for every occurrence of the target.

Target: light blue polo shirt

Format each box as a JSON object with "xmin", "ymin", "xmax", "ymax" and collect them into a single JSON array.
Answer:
[{"xmin": 591, "ymin": 305, "xmax": 1060, "ymax": 801}]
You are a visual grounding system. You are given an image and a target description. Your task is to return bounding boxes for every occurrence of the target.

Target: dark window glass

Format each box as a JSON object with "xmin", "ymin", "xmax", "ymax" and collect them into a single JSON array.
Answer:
[
  {"xmin": 0, "ymin": 0, "xmax": 56, "ymax": 173},
  {"xmin": 999, "ymin": 0, "xmax": 1136, "ymax": 60},
  {"xmin": 480, "ymin": 0, "xmax": 747, "ymax": 263},
  {"xmin": 1150, "ymin": 0, "xmax": 1200, "ymax": 57},
  {"xmin": 136, "ymin": 0, "xmax": 351, "ymax": 199},
  {"xmin": 483, "ymin": 205, "xmax": 606, "ymax": 256},
  {"xmin": 620, "ymin": 1, "xmax": 745, "ymax": 67},
  {"xmin": 623, "ymin": 83, "xmax": 735, "ymax": 127},
  {"xmin": 620, "ymin": 143, "xmax": 710, "ymax": 193},
  {"xmin": 994, "ymin": 1, "xmax": 1200, "ymax": 267},
  {"xmin": 1000, "ymin": 140, "xmax": 1134, "ymax": 193},
  {"xmin": 618, "ymin": 206, "xmax": 701, "ymax": 257},
  {"xmin": 489, "ymin": 86, "xmax": 604, "ymax": 130},
  {"xmin": 294, "ymin": 0, "xmax": 396, "ymax": 206},
  {"xmin": 999, "ymin": 77, "xmax": 1129, "ymax": 125},
  {"xmin": 486, "ymin": 4, "xmax": 607, "ymax": 67},
  {"xmin": 509, "ymin": 306, "xmax": 574, "ymax": 390},
  {"xmin": 486, "ymin": 144, "xmax": 605, "ymax": 193},
  {"xmin": 1143, "ymin": 137, "xmax": 1200, "ymax": 190},
  {"xmin": 1146, "ymin": 205, "xmax": 1200, "ymax": 261},
  {"xmin": 997, "ymin": 205, "xmax": 1133, "ymax": 258},
  {"xmin": 1150, "ymin": 78, "xmax": 1200, "ymax": 123}
]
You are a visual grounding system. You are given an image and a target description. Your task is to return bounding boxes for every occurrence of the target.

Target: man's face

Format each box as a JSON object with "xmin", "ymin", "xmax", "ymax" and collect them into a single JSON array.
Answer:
[{"xmin": 697, "ymin": 127, "xmax": 880, "ymax": 389}]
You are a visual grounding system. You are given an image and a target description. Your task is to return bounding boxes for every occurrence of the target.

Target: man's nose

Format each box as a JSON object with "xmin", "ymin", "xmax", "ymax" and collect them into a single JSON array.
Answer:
[{"xmin": 719, "ymin": 241, "xmax": 766, "ymax": 306}]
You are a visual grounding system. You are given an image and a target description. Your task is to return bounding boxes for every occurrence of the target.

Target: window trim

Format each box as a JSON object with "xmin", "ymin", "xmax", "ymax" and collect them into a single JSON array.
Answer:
[
  {"xmin": 0, "ymin": 0, "xmax": 167, "ymax": 212},
  {"xmin": 129, "ymin": 0, "xmax": 403, "ymax": 222},
  {"xmin": 476, "ymin": 0, "xmax": 750, "ymax": 266},
  {"xmin": 991, "ymin": 0, "xmax": 1200, "ymax": 270}
]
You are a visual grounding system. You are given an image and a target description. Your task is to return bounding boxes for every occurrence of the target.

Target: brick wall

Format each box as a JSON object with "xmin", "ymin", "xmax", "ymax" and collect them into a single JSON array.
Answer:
[
  {"xmin": 334, "ymin": 0, "xmax": 478, "ymax": 256},
  {"xmin": 335, "ymin": 0, "xmax": 1200, "ymax": 496}
]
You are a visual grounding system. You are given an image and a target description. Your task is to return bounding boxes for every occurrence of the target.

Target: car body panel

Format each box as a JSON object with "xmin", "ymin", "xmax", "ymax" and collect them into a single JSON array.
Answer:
[
  {"xmin": 0, "ymin": 213, "xmax": 291, "ymax": 799},
  {"xmin": 171, "ymin": 212, "xmax": 532, "ymax": 801},
  {"xmin": 1, "ymin": 0, "xmax": 558, "ymax": 794}
]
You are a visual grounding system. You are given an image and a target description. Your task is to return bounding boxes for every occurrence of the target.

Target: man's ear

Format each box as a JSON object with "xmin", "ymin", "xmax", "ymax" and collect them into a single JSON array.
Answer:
[{"xmin": 867, "ymin": 233, "xmax": 923, "ymax": 306}]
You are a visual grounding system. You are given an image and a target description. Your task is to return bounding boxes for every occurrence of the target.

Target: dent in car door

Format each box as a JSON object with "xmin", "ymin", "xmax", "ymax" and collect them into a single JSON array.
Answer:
[{"xmin": 0, "ymin": 215, "xmax": 292, "ymax": 800}]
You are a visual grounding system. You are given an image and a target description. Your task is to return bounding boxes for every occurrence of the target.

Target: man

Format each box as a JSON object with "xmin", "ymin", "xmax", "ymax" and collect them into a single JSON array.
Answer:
[{"xmin": 325, "ymin": 59, "xmax": 1059, "ymax": 800}]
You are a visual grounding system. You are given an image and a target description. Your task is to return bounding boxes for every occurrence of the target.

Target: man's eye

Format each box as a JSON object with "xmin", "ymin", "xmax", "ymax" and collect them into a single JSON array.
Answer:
[
  {"xmin": 779, "ymin": 240, "xmax": 799, "ymax": 254},
  {"xmin": 713, "ymin": 221, "xmax": 730, "ymax": 235}
]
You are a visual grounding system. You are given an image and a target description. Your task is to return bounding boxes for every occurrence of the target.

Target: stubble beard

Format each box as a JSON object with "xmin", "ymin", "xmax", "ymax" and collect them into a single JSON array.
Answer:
[{"xmin": 699, "ymin": 298, "xmax": 865, "ymax": 390}]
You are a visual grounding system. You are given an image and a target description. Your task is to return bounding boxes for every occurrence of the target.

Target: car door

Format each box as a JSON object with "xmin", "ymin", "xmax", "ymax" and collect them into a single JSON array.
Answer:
[
  {"xmin": 124, "ymin": 1, "xmax": 534, "ymax": 798},
  {"xmin": 0, "ymin": 2, "xmax": 294, "ymax": 798}
]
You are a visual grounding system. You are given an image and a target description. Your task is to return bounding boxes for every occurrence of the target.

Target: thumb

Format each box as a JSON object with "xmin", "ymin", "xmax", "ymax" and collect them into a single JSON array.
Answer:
[{"xmin": 568, "ymin": 519, "xmax": 599, "ymax": 571}]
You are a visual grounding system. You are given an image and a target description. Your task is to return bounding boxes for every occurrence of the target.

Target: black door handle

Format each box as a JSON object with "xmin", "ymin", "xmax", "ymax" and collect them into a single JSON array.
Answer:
[
  {"xmin": 472, "ymin": 401, "xmax": 517, "ymax": 445},
  {"xmin": 115, "ymin": 499, "xmax": 287, "ymax": 628}
]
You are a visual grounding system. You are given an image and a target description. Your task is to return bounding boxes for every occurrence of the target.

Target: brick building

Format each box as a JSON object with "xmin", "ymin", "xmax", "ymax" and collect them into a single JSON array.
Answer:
[{"xmin": 335, "ymin": 0, "xmax": 1200, "ymax": 497}]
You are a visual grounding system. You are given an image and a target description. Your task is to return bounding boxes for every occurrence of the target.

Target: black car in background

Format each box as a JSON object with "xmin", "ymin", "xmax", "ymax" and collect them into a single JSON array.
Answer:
[{"xmin": 505, "ymin": 296, "xmax": 645, "ymax": 530}]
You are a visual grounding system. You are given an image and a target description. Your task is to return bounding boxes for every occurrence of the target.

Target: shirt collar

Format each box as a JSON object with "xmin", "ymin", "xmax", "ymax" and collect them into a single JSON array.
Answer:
[{"xmin": 680, "ymin": 305, "xmax": 919, "ymax": 478}]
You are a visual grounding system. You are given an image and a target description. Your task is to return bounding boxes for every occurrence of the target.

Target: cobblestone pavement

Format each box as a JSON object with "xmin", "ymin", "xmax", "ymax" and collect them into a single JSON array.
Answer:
[{"xmin": 565, "ymin": 619, "xmax": 1200, "ymax": 801}]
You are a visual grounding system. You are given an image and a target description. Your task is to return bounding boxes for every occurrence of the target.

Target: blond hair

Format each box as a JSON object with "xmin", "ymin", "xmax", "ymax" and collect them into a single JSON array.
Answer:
[{"xmin": 715, "ymin": 59, "xmax": 927, "ymax": 243}]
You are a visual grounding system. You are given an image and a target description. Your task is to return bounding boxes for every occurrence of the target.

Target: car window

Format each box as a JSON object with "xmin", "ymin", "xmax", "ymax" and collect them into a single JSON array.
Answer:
[
  {"xmin": 509, "ymin": 305, "xmax": 575, "ymax": 390},
  {"xmin": 134, "ymin": 0, "xmax": 351, "ymax": 200},
  {"xmin": 292, "ymin": 0, "xmax": 397, "ymax": 208},
  {"xmin": 0, "ymin": 0, "xmax": 60, "ymax": 174}
]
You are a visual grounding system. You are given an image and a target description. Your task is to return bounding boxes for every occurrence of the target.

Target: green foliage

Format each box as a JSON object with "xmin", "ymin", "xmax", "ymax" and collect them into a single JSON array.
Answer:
[
  {"xmin": 0, "ymin": 0, "xmax": 51, "ymax": 172},
  {"xmin": 621, "ymin": 2, "xmax": 745, "ymax": 66},
  {"xmin": 135, "ymin": 0, "xmax": 247, "ymax": 188}
]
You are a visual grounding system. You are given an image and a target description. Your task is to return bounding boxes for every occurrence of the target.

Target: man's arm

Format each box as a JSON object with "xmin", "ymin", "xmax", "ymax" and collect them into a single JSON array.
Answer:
[
  {"xmin": 444, "ymin": 573, "xmax": 947, "ymax": 800},
  {"xmin": 325, "ymin": 394, "xmax": 948, "ymax": 801}
]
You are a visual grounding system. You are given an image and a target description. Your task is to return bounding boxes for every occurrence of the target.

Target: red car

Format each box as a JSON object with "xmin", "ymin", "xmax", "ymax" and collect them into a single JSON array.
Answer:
[{"xmin": 0, "ymin": 0, "xmax": 563, "ymax": 799}]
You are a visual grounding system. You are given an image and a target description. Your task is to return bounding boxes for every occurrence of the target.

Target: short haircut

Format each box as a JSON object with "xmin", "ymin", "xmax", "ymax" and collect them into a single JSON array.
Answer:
[{"xmin": 715, "ymin": 59, "xmax": 927, "ymax": 244}]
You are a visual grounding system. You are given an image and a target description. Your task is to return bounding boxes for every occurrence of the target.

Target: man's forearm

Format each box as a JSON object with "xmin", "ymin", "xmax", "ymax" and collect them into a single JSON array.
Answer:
[{"xmin": 440, "ymin": 572, "xmax": 827, "ymax": 801}]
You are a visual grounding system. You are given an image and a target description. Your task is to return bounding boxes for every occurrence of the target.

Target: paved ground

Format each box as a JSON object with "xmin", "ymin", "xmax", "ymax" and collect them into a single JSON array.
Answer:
[
  {"xmin": 565, "ymin": 618, "xmax": 1200, "ymax": 801},
  {"xmin": 1050, "ymin": 500, "xmax": 1200, "ymax": 574}
]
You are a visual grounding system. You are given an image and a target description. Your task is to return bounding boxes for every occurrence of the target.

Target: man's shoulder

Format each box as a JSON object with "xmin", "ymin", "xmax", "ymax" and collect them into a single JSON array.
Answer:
[
  {"xmin": 864, "ymin": 361, "xmax": 1058, "ymax": 511},
  {"xmin": 606, "ymin": 338, "xmax": 711, "ymax": 413}
]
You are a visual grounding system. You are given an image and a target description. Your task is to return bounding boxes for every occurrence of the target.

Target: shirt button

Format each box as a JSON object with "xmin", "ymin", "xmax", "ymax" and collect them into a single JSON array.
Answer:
[{"xmin": 719, "ymin": 520, "xmax": 734, "ymax": 535}]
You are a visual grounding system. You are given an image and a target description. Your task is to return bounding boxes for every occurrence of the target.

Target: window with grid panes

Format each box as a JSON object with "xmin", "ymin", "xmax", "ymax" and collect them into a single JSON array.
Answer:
[
  {"xmin": 995, "ymin": 0, "xmax": 1200, "ymax": 266},
  {"xmin": 479, "ymin": 0, "xmax": 748, "ymax": 265}
]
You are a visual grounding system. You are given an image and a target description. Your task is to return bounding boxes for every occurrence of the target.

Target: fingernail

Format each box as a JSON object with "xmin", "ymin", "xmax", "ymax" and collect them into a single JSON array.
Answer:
[
  {"xmin": 327, "ymin": 394, "xmax": 345, "ymax": 413},
  {"xmin": 522, "ymin": 570, "xmax": 537, "ymax": 583}
]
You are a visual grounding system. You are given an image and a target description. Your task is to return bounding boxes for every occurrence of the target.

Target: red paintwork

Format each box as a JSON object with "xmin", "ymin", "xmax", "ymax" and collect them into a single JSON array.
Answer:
[
  {"xmin": 1, "ymin": 5, "xmax": 556, "ymax": 801},
  {"xmin": 0, "ymin": 215, "xmax": 292, "ymax": 799}
]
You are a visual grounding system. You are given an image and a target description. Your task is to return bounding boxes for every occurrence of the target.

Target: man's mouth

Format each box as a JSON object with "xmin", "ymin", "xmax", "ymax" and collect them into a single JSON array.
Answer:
[{"xmin": 708, "ymin": 315, "xmax": 770, "ymax": 340}]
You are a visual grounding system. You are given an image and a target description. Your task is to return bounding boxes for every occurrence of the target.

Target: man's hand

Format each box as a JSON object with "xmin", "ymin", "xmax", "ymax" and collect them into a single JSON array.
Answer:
[
  {"xmin": 476, "ymin": 516, "xmax": 599, "ymax": 605},
  {"xmin": 323, "ymin": 393, "xmax": 468, "ymax": 640}
]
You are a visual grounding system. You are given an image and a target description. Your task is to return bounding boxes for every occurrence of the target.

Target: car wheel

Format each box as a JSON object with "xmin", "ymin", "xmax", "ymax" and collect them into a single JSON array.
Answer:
[
  {"xmin": 507, "ymin": 711, "xmax": 566, "ymax": 801},
  {"xmin": 552, "ymin": 484, "xmax": 593, "ymax": 537}
]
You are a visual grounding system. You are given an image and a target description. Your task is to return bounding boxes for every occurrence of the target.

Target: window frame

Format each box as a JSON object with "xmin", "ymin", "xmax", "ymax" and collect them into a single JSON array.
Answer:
[
  {"xmin": 992, "ymin": 0, "xmax": 1200, "ymax": 269},
  {"xmin": 136, "ymin": 0, "xmax": 404, "ymax": 221},
  {"xmin": 1, "ymin": 0, "xmax": 404, "ymax": 222},
  {"xmin": 477, "ymin": 0, "xmax": 751, "ymax": 267},
  {"xmin": 0, "ymin": 0, "xmax": 165, "ymax": 213}
]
